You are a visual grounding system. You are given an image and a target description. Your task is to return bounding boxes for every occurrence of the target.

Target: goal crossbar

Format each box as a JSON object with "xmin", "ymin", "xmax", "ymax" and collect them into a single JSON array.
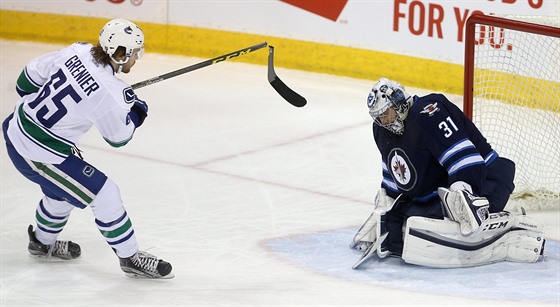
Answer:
[{"xmin": 463, "ymin": 14, "xmax": 560, "ymax": 119}]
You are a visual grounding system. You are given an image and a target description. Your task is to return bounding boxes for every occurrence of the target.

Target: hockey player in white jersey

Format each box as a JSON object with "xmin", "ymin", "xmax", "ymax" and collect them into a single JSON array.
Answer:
[
  {"xmin": 350, "ymin": 78, "xmax": 545, "ymax": 269},
  {"xmin": 2, "ymin": 19, "xmax": 173, "ymax": 278}
]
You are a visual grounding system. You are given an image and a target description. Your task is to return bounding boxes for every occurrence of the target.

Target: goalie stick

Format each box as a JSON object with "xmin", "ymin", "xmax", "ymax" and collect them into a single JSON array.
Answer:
[
  {"xmin": 131, "ymin": 42, "xmax": 268, "ymax": 90},
  {"xmin": 351, "ymin": 193, "xmax": 404, "ymax": 269},
  {"xmin": 267, "ymin": 46, "xmax": 307, "ymax": 107},
  {"xmin": 352, "ymin": 233, "xmax": 388, "ymax": 269}
]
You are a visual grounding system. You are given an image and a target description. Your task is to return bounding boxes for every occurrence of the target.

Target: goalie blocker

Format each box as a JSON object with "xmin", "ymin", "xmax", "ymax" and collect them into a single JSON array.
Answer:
[{"xmin": 401, "ymin": 211, "xmax": 545, "ymax": 268}]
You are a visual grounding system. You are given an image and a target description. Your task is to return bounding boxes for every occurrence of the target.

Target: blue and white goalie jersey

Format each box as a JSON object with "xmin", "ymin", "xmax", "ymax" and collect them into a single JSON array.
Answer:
[
  {"xmin": 374, "ymin": 94, "xmax": 498, "ymax": 202},
  {"xmin": 7, "ymin": 42, "xmax": 138, "ymax": 164}
]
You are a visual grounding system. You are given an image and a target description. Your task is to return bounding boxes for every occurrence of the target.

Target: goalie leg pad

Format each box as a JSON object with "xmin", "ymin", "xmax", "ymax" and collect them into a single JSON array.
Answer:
[{"xmin": 401, "ymin": 213, "xmax": 545, "ymax": 268}]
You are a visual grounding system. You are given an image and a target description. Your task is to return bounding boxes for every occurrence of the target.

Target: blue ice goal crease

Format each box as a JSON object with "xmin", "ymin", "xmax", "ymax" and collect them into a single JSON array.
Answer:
[{"xmin": 263, "ymin": 228, "xmax": 559, "ymax": 303}]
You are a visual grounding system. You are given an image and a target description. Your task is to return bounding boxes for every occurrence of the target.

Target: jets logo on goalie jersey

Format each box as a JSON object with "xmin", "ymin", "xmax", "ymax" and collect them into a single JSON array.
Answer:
[{"xmin": 388, "ymin": 148, "xmax": 416, "ymax": 191}]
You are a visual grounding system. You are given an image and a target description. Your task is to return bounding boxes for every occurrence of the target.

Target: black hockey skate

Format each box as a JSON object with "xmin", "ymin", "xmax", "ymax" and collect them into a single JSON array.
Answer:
[
  {"xmin": 119, "ymin": 251, "xmax": 174, "ymax": 279},
  {"xmin": 27, "ymin": 225, "xmax": 81, "ymax": 260}
]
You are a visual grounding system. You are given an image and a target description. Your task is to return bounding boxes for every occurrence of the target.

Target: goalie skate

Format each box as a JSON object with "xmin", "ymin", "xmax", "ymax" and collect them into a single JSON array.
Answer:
[
  {"xmin": 27, "ymin": 225, "xmax": 81, "ymax": 260},
  {"xmin": 119, "ymin": 251, "xmax": 174, "ymax": 279}
]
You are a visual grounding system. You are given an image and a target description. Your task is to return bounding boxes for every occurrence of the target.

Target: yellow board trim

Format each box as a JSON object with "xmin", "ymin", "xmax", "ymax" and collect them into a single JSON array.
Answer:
[
  {"xmin": 475, "ymin": 69, "xmax": 560, "ymax": 111},
  {"xmin": 1, "ymin": 9, "xmax": 463, "ymax": 94}
]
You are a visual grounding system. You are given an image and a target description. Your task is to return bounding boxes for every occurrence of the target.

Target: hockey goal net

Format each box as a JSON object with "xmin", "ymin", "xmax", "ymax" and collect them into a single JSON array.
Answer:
[{"xmin": 464, "ymin": 14, "xmax": 560, "ymax": 210}]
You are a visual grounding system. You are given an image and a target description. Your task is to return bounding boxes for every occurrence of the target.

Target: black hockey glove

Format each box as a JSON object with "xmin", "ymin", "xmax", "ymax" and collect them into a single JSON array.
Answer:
[{"xmin": 129, "ymin": 98, "xmax": 148, "ymax": 127}]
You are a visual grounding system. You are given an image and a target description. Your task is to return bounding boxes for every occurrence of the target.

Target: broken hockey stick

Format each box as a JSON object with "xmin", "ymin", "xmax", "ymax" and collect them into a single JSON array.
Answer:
[
  {"xmin": 131, "ymin": 41, "xmax": 268, "ymax": 90},
  {"xmin": 267, "ymin": 46, "xmax": 307, "ymax": 107},
  {"xmin": 131, "ymin": 42, "xmax": 305, "ymax": 107}
]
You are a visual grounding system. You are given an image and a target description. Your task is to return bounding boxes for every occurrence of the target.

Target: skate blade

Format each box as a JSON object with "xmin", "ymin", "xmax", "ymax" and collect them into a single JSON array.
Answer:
[
  {"xmin": 124, "ymin": 271, "xmax": 175, "ymax": 279},
  {"xmin": 28, "ymin": 253, "xmax": 78, "ymax": 261}
]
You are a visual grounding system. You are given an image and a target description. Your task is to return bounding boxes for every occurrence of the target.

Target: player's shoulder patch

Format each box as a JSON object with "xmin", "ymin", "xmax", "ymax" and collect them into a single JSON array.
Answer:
[
  {"xmin": 122, "ymin": 87, "xmax": 136, "ymax": 104},
  {"xmin": 419, "ymin": 102, "xmax": 440, "ymax": 116}
]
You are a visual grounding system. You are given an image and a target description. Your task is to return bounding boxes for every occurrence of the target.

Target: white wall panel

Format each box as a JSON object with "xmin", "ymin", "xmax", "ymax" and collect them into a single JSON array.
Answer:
[{"xmin": 1, "ymin": 0, "xmax": 558, "ymax": 64}]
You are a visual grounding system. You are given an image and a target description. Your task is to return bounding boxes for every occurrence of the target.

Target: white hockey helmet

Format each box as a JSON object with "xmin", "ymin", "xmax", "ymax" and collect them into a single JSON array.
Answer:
[
  {"xmin": 367, "ymin": 78, "xmax": 413, "ymax": 135},
  {"xmin": 99, "ymin": 19, "xmax": 144, "ymax": 66}
]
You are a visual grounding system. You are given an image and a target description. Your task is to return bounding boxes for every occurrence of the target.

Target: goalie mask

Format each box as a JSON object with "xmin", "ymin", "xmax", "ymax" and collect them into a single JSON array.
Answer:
[
  {"xmin": 99, "ymin": 19, "xmax": 144, "ymax": 70},
  {"xmin": 367, "ymin": 78, "xmax": 413, "ymax": 135}
]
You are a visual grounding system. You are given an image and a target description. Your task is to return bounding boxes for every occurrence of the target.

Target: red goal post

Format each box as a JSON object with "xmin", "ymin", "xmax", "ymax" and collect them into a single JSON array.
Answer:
[{"xmin": 463, "ymin": 14, "xmax": 560, "ymax": 209}]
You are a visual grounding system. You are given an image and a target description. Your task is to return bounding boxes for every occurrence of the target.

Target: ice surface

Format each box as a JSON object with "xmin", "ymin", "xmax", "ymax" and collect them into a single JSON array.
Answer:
[{"xmin": 1, "ymin": 40, "xmax": 558, "ymax": 306}]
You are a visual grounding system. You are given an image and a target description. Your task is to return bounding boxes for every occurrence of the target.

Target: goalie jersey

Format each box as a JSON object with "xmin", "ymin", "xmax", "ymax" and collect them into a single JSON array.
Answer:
[
  {"xmin": 6, "ymin": 42, "xmax": 137, "ymax": 164},
  {"xmin": 374, "ymin": 94, "xmax": 498, "ymax": 202}
]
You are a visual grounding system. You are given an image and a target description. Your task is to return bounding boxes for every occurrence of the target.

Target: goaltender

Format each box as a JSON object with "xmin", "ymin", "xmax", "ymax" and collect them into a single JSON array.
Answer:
[{"xmin": 351, "ymin": 78, "xmax": 545, "ymax": 268}]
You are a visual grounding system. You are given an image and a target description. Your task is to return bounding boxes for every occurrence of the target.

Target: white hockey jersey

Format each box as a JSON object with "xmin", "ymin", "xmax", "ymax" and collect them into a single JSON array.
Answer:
[{"xmin": 7, "ymin": 42, "xmax": 138, "ymax": 164}]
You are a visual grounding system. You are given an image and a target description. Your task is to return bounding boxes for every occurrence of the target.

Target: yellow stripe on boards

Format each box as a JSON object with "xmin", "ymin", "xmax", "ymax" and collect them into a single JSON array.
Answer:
[
  {"xmin": 0, "ymin": 9, "xmax": 464, "ymax": 95},
  {"xmin": 475, "ymin": 69, "xmax": 560, "ymax": 112}
]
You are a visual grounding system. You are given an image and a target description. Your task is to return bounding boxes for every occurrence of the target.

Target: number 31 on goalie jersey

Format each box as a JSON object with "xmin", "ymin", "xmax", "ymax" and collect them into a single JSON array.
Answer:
[{"xmin": 438, "ymin": 116, "xmax": 459, "ymax": 138}]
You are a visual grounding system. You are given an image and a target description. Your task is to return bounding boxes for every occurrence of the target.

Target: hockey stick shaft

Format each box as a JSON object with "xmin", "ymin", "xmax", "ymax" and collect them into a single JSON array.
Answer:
[{"xmin": 131, "ymin": 41, "xmax": 268, "ymax": 90}]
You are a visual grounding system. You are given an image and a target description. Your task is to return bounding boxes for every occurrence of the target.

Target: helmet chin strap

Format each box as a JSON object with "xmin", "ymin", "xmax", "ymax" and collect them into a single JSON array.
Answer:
[{"xmin": 110, "ymin": 56, "xmax": 130, "ymax": 74}]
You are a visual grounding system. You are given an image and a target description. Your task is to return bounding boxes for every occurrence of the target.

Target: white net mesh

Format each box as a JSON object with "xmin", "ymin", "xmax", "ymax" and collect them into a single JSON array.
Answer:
[{"xmin": 470, "ymin": 15, "xmax": 560, "ymax": 210}]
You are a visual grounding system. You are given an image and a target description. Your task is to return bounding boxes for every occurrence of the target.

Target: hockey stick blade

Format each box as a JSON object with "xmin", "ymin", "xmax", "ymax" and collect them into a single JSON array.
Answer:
[
  {"xmin": 132, "ymin": 42, "xmax": 268, "ymax": 90},
  {"xmin": 267, "ymin": 46, "xmax": 307, "ymax": 107},
  {"xmin": 352, "ymin": 232, "xmax": 388, "ymax": 269}
]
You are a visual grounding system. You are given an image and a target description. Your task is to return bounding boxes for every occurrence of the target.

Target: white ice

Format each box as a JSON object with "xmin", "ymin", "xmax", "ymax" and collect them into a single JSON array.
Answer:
[{"xmin": 1, "ymin": 40, "xmax": 558, "ymax": 307}]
